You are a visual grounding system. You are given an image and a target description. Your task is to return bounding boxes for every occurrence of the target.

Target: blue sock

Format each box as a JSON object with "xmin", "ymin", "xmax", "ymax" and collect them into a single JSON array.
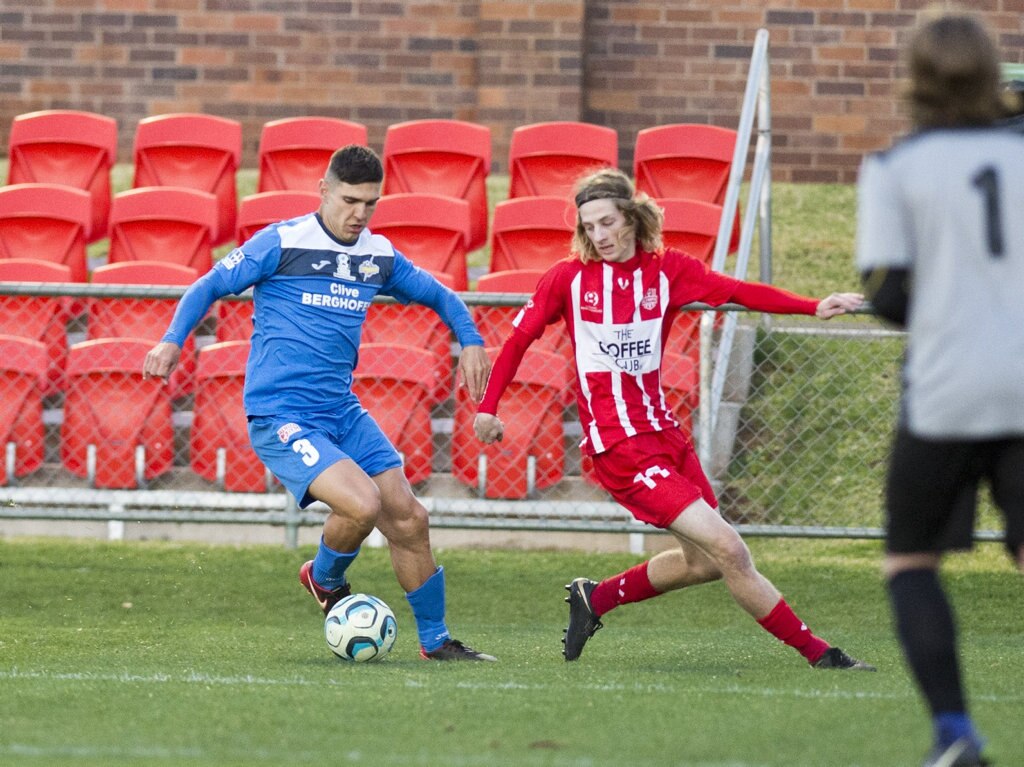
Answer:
[
  {"xmin": 934, "ymin": 712, "xmax": 978, "ymax": 750},
  {"xmin": 405, "ymin": 566, "xmax": 450, "ymax": 652},
  {"xmin": 311, "ymin": 537, "xmax": 359, "ymax": 591}
]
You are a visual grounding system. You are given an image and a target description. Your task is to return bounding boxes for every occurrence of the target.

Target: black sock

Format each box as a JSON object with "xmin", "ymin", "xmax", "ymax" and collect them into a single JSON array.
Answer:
[{"xmin": 887, "ymin": 568, "xmax": 966, "ymax": 716}]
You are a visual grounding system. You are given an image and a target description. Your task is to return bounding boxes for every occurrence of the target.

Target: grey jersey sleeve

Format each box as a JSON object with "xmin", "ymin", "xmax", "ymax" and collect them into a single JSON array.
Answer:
[{"xmin": 855, "ymin": 153, "xmax": 914, "ymax": 273}]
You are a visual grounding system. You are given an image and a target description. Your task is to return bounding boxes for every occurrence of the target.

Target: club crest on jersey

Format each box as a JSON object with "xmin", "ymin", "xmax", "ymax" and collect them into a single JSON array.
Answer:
[
  {"xmin": 333, "ymin": 253, "xmax": 356, "ymax": 280},
  {"xmin": 358, "ymin": 258, "xmax": 380, "ymax": 279},
  {"xmin": 277, "ymin": 423, "xmax": 301, "ymax": 443},
  {"xmin": 582, "ymin": 290, "xmax": 601, "ymax": 312},
  {"xmin": 641, "ymin": 287, "xmax": 658, "ymax": 311}
]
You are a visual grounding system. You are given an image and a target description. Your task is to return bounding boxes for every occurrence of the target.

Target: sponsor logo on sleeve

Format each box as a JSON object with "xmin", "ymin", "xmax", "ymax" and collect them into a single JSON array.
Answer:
[{"xmin": 221, "ymin": 248, "xmax": 245, "ymax": 270}]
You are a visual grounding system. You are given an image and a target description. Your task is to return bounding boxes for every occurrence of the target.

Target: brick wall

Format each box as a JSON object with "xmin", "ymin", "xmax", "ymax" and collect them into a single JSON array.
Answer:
[{"xmin": 1, "ymin": 1, "xmax": 1022, "ymax": 183}]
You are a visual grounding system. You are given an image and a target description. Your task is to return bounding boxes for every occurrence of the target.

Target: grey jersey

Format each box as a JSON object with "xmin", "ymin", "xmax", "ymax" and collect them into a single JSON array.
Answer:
[{"xmin": 856, "ymin": 128, "xmax": 1024, "ymax": 438}]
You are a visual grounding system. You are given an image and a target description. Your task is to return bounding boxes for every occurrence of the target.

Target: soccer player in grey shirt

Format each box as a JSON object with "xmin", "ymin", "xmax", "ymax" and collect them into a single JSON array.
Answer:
[{"xmin": 856, "ymin": 12, "xmax": 1024, "ymax": 767}]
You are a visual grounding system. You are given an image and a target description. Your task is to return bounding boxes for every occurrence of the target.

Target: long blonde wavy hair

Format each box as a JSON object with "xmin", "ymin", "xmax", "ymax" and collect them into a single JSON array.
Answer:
[{"xmin": 570, "ymin": 168, "xmax": 664, "ymax": 263}]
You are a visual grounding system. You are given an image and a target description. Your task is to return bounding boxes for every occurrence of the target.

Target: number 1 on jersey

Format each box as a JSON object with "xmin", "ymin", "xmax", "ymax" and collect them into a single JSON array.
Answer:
[{"xmin": 972, "ymin": 166, "xmax": 1004, "ymax": 258}]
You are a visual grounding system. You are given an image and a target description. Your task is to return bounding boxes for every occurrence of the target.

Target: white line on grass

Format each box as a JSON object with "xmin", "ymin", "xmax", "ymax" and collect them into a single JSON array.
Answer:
[{"xmin": 2, "ymin": 667, "xmax": 1022, "ymax": 704}]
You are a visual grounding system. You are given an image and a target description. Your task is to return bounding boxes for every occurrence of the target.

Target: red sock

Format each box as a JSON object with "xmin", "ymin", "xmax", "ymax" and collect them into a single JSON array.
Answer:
[
  {"xmin": 757, "ymin": 598, "xmax": 830, "ymax": 664},
  {"xmin": 590, "ymin": 562, "xmax": 661, "ymax": 617}
]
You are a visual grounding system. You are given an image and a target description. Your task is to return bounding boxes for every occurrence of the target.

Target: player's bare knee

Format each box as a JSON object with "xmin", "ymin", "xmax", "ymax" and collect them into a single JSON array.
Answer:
[
  {"xmin": 713, "ymin": 535, "xmax": 755, "ymax": 577},
  {"xmin": 377, "ymin": 497, "xmax": 429, "ymax": 546},
  {"xmin": 329, "ymin": 488, "xmax": 381, "ymax": 536}
]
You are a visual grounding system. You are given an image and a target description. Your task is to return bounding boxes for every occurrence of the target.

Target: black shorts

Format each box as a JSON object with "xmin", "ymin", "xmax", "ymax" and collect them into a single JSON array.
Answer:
[{"xmin": 886, "ymin": 429, "xmax": 1024, "ymax": 556}]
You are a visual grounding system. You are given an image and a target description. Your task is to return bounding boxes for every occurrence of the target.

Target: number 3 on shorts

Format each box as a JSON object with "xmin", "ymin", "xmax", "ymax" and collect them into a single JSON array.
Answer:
[{"xmin": 292, "ymin": 438, "xmax": 320, "ymax": 467}]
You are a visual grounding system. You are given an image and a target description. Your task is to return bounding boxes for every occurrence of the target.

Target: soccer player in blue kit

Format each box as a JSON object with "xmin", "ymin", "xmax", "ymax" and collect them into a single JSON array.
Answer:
[{"xmin": 144, "ymin": 145, "xmax": 496, "ymax": 661}]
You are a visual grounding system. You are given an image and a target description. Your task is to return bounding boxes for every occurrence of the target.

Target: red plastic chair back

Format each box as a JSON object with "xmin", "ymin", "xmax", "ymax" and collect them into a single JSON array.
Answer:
[
  {"xmin": 191, "ymin": 340, "xmax": 270, "ymax": 492},
  {"xmin": 633, "ymin": 124, "xmax": 741, "ymax": 252},
  {"xmin": 0, "ymin": 183, "xmax": 91, "ymax": 282},
  {"xmin": 369, "ymin": 193, "xmax": 471, "ymax": 291},
  {"xmin": 107, "ymin": 187, "xmax": 218, "ymax": 274},
  {"xmin": 61, "ymin": 338, "xmax": 173, "ymax": 488},
  {"xmin": 659, "ymin": 198, "xmax": 724, "ymax": 265},
  {"xmin": 236, "ymin": 190, "xmax": 320, "ymax": 243},
  {"xmin": 0, "ymin": 335, "xmax": 48, "ymax": 485},
  {"xmin": 452, "ymin": 346, "xmax": 569, "ymax": 499},
  {"xmin": 132, "ymin": 113, "xmax": 242, "ymax": 245},
  {"xmin": 88, "ymin": 261, "xmax": 199, "ymax": 398},
  {"xmin": 508, "ymin": 122, "xmax": 618, "ymax": 200},
  {"xmin": 474, "ymin": 269, "xmax": 568, "ymax": 354},
  {"xmin": 216, "ymin": 300, "xmax": 254, "ymax": 342},
  {"xmin": 0, "ymin": 259, "xmax": 73, "ymax": 395},
  {"xmin": 488, "ymin": 195, "xmax": 575, "ymax": 273},
  {"xmin": 363, "ymin": 269, "xmax": 455, "ymax": 404},
  {"xmin": 7, "ymin": 110, "xmax": 118, "ymax": 242},
  {"xmin": 382, "ymin": 119, "xmax": 491, "ymax": 252},
  {"xmin": 352, "ymin": 343, "xmax": 438, "ymax": 485},
  {"xmin": 257, "ymin": 117, "xmax": 368, "ymax": 193},
  {"xmin": 661, "ymin": 350, "xmax": 699, "ymax": 437}
]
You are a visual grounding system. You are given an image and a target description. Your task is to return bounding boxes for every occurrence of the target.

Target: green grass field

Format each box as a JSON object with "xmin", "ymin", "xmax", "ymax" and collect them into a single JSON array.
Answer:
[{"xmin": 2, "ymin": 537, "xmax": 1021, "ymax": 766}]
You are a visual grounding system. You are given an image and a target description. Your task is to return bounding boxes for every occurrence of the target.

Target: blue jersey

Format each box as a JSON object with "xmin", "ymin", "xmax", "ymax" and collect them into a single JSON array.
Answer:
[{"xmin": 162, "ymin": 212, "xmax": 483, "ymax": 417}]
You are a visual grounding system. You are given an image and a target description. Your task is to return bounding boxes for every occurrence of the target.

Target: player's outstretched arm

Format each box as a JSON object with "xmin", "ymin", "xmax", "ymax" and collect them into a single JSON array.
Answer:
[
  {"xmin": 815, "ymin": 292, "xmax": 864, "ymax": 319},
  {"xmin": 143, "ymin": 341, "xmax": 182, "ymax": 382}
]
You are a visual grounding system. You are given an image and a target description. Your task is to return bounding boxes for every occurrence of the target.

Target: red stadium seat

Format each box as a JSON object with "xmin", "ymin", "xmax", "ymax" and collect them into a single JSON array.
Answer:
[
  {"xmin": 257, "ymin": 116, "xmax": 368, "ymax": 194},
  {"xmin": 215, "ymin": 299, "xmax": 253, "ymax": 343},
  {"xmin": 0, "ymin": 259, "xmax": 73, "ymax": 395},
  {"xmin": 190, "ymin": 340, "xmax": 273, "ymax": 492},
  {"xmin": 452, "ymin": 347, "xmax": 570, "ymax": 499},
  {"xmin": 363, "ymin": 269, "xmax": 456, "ymax": 405},
  {"xmin": 236, "ymin": 190, "xmax": 320, "ymax": 243},
  {"xmin": 661, "ymin": 349, "xmax": 699, "ymax": 437},
  {"xmin": 107, "ymin": 187, "xmax": 218, "ymax": 274},
  {"xmin": 633, "ymin": 124, "xmax": 741, "ymax": 253},
  {"xmin": 352, "ymin": 343, "xmax": 438, "ymax": 486},
  {"xmin": 659, "ymin": 198, "xmax": 724, "ymax": 265},
  {"xmin": 382, "ymin": 119, "xmax": 491, "ymax": 252},
  {"xmin": 88, "ymin": 261, "xmax": 200, "ymax": 398},
  {"xmin": 508, "ymin": 122, "xmax": 618, "ymax": 200},
  {"xmin": 0, "ymin": 335, "xmax": 48, "ymax": 486},
  {"xmin": 132, "ymin": 113, "xmax": 242, "ymax": 245},
  {"xmin": 474, "ymin": 269, "xmax": 569, "ymax": 355},
  {"xmin": 0, "ymin": 183, "xmax": 91, "ymax": 282},
  {"xmin": 488, "ymin": 196, "xmax": 575, "ymax": 273},
  {"xmin": 7, "ymin": 110, "xmax": 118, "ymax": 242},
  {"xmin": 61, "ymin": 338, "xmax": 174, "ymax": 488},
  {"xmin": 369, "ymin": 193, "xmax": 471, "ymax": 291}
]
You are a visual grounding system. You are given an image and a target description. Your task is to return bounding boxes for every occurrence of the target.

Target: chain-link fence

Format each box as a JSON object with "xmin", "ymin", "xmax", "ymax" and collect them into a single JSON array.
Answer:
[{"xmin": 0, "ymin": 282, "xmax": 1005, "ymax": 545}]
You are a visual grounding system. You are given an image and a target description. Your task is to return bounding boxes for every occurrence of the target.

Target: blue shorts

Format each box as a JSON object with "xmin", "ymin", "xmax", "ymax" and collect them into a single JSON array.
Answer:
[{"xmin": 248, "ymin": 410, "xmax": 403, "ymax": 508}]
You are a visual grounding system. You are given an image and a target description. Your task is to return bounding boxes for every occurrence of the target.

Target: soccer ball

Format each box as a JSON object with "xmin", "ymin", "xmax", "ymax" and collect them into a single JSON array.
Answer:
[{"xmin": 324, "ymin": 593, "xmax": 398, "ymax": 662}]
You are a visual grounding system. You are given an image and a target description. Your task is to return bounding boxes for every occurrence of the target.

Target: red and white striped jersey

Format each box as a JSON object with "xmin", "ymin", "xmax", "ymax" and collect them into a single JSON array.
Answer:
[{"xmin": 507, "ymin": 248, "xmax": 740, "ymax": 454}]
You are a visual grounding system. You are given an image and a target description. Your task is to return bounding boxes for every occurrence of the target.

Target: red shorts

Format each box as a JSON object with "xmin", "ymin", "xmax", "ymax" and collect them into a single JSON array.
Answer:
[{"xmin": 590, "ymin": 428, "xmax": 717, "ymax": 529}]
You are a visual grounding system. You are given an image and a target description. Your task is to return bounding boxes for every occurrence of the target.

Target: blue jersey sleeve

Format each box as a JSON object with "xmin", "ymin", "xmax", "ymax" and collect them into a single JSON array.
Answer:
[
  {"xmin": 383, "ymin": 252, "xmax": 483, "ymax": 347},
  {"xmin": 161, "ymin": 229, "xmax": 283, "ymax": 346},
  {"xmin": 161, "ymin": 269, "xmax": 230, "ymax": 346}
]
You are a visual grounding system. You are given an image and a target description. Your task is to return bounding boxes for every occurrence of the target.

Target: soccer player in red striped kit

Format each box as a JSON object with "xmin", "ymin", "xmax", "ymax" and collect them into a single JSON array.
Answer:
[{"xmin": 475, "ymin": 167, "xmax": 873, "ymax": 670}]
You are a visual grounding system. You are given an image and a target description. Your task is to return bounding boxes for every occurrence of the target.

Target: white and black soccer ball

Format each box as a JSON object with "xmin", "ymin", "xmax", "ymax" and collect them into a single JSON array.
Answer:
[{"xmin": 324, "ymin": 593, "xmax": 398, "ymax": 662}]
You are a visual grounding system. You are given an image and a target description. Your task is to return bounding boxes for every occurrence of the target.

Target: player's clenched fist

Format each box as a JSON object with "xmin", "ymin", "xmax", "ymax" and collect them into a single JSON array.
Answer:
[
  {"xmin": 143, "ymin": 341, "xmax": 182, "ymax": 381},
  {"xmin": 474, "ymin": 412, "xmax": 504, "ymax": 443}
]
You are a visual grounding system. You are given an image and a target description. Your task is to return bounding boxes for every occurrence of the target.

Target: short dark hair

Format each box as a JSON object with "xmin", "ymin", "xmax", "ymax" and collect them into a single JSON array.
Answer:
[{"xmin": 325, "ymin": 144, "xmax": 383, "ymax": 185}]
